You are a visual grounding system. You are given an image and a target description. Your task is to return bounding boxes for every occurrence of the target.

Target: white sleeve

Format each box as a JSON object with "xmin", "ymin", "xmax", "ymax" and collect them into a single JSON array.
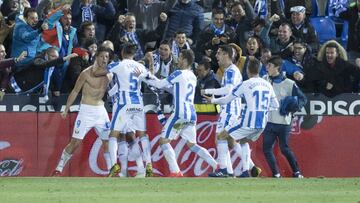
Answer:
[
  {"xmin": 269, "ymin": 88, "xmax": 279, "ymax": 110},
  {"xmin": 210, "ymin": 93, "xmax": 237, "ymax": 105},
  {"xmin": 144, "ymin": 77, "xmax": 172, "ymax": 89},
  {"xmin": 204, "ymin": 84, "xmax": 233, "ymax": 96}
]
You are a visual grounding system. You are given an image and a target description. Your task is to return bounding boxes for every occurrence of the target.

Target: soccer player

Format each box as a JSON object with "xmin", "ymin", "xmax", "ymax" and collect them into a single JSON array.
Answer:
[
  {"xmin": 204, "ymin": 57, "xmax": 279, "ymax": 177},
  {"xmin": 52, "ymin": 46, "xmax": 113, "ymax": 176},
  {"xmin": 107, "ymin": 73, "xmax": 146, "ymax": 177},
  {"xmin": 135, "ymin": 49, "xmax": 218, "ymax": 177},
  {"xmin": 201, "ymin": 44, "xmax": 242, "ymax": 176},
  {"xmin": 107, "ymin": 43, "xmax": 152, "ymax": 177}
]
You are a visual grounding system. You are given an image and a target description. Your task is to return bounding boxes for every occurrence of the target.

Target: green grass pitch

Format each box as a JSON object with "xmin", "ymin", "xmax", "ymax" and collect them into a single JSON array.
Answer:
[{"xmin": 1, "ymin": 177, "xmax": 360, "ymax": 203}]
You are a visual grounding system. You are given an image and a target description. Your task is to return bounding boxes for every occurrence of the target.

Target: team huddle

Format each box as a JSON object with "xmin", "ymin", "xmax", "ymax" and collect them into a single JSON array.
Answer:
[{"xmin": 52, "ymin": 43, "xmax": 281, "ymax": 178}]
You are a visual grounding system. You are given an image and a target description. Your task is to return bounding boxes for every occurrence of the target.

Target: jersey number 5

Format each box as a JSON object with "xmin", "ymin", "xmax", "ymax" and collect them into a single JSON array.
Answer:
[{"xmin": 129, "ymin": 73, "xmax": 138, "ymax": 91}]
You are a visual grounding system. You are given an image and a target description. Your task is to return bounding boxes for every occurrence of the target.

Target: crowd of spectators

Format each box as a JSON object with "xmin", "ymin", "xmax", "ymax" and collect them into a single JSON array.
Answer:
[{"xmin": 1, "ymin": 0, "xmax": 360, "ymax": 103}]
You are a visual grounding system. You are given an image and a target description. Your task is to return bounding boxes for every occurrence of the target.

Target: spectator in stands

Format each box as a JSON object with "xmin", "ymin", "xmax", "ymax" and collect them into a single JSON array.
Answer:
[
  {"xmin": 280, "ymin": 0, "xmax": 312, "ymax": 19},
  {"xmin": 242, "ymin": 36, "xmax": 263, "ymax": 80},
  {"xmin": 128, "ymin": 0, "xmax": 176, "ymax": 31},
  {"xmin": 38, "ymin": 6, "xmax": 78, "ymax": 97},
  {"xmin": 288, "ymin": 6, "xmax": 319, "ymax": 53},
  {"xmin": 143, "ymin": 39, "xmax": 176, "ymax": 105},
  {"xmin": 262, "ymin": 55, "xmax": 307, "ymax": 178},
  {"xmin": 108, "ymin": 12, "xmax": 166, "ymax": 61},
  {"xmin": 77, "ymin": 21, "xmax": 96, "ymax": 47},
  {"xmin": 0, "ymin": 44, "xmax": 26, "ymax": 100},
  {"xmin": 11, "ymin": 8, "xmax": 46, "ymax": 70},
  {"xmin": 317, "ymin": 40, "xmax": 360, "ymax": 97},
  {"xmin": 171, "ymin": 31, "xmax": 191, "ymax": 62},
  {"xmin": 36, "ymin": 0, "xmax": 52, "ymax": 20},
  {"xmin": 62, "ymin": 47, "xmax": 90, "ymax": 93},
  {"xmin": 163, "ymin": 0, "xmax": 204, "ymax": 45},
  {"xmin": 284, "ymin": 39, "xmax": 322, "ymax": 93},
  {"xmin": 225, "ymin": 1, "xmax": 256, "ymax": 52},
  {"xmin": 6, "ymin": 47, "xmax": 77, "ymax": 98},
  {"xmin": 251, "ymin": 14, "xmax": 280, "ymax": 48},
  {"xmin": 196, "ymin": 7, "xmax": 236, "ymax": 73},
  {"xmin": 0, "ymin": 11, "xmax": 17, "ymax": 57},
  {"xmin": 83, "ymin": 37, "xmax": 97, "ymax": 64},
  {"xmin": 0, "ymin": 0, "xmax": 23, "ymax": 17},
  {"xmin": 101, "ymin": 40, "xmax": 116, "ymax": 62},
  {"xmin": 194, "ymin": 56, "xmax": 220, "ymax": 103},
  {"xmin": 260, "ymin": 48, "xmax": 304, "ymax": 80},
  {"xmin": 144, "ymin": 39, "xmax": 176, "ymax": 79},
  {"xmin": 339, "ymin": 0, "xmax": 360, "ymax": 58},
  {"xmin": 71, "ymin": 0, "xmax": 116, "ymax": 41},
  {"xmin": 269, "ymin": 22, "xmax": 295, "ymax": 57}
]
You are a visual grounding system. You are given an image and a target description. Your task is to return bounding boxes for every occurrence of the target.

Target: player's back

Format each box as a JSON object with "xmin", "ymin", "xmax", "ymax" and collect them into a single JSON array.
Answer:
[
  {"xmin": 108, "ymin": 59, "xmax": 146, "ymax": 105},
  {"xmin": 221, "ymin": 64, "xmax": 242, "ymax": 115},
  {"xmin": 233, "ymin": 77, "xmax": 278, "ymax": 129},
  {"xmin": 168, "ymin": 69, "xmax": 197, "ymax": 122}
]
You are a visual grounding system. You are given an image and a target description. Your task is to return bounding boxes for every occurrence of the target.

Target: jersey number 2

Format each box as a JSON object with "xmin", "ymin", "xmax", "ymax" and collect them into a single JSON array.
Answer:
[{"xmin": 185, "ymin": 84, "xmax": 194, "ymax": 102}]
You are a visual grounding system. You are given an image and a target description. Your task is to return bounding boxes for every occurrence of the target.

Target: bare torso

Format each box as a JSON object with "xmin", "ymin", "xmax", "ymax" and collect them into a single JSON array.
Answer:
[{"xmin": 80, "ymin": 66, "xmax": 111, "ymax": 106}]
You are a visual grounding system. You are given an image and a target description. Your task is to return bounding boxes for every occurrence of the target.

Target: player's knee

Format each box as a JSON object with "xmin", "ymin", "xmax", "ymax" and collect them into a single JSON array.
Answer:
[
  {"xmin": 186, "ymin": 142, "xmax": 195, "ymax": 148},
  {"xmin": 159, "ymin": 137, "xmax": 170, "ymax": 145},
  {"xmin": 217, "ymin": 131, "xmax": 228, "ymax": 140},
  {"xmin": 227, "ymin": 137, "xmax": 235, "ymax": 149},
  {"xmin": 137, "ymin": 131, "xmax": 146, "ymax": 137},
  {"xmin": 239, "ymin": 138, "xmax": 250, "ymax": 144},
  {"xmin": 109, "ymin": 130, "xmax": 120, "ymax": 138}
]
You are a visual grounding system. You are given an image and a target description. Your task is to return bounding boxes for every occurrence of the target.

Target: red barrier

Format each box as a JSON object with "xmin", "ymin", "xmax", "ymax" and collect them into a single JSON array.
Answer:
[{"xmin": 1, "ymin": 113, "xmax": 360, "ymax": 177}]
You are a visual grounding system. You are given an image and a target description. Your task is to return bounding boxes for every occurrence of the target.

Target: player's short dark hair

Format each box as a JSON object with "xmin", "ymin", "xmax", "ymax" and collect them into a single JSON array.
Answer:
[
  {"xmin": 121, "ymin": 43, "xmax": 137, "ymax": 56},
  {"xmin": 268, "ymin": 56, "xmax": 283, "ymax": 68},
  {"xmin": 218, "ymin": 45, "xmax": 233, "ymax": 59},
  {"xmin": 180, "ymin": 49, "xmax": 195, "ymax": 66},
  {"xmin": 247, "ymin": 57, "xmax": 261, "ymax": 75},
  {"xmin": 95, "ymin": 45, "xmax": 113, "ymax": 57}
]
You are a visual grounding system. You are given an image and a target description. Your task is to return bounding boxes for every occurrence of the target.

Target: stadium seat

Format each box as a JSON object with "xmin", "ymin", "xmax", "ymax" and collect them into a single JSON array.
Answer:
[
  {"xmin": 325, "ymin": 0, "xmax": 349, "ymax": 46},
  {"xmin": 310, "ymin": 16, "xmax": 337, "ymax": 44}
]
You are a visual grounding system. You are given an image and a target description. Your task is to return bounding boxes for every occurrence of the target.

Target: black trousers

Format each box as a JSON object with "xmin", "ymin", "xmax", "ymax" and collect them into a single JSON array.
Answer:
[{"xmin": 262, "ymin": 122, "xmax": 300, "ymax": 176}]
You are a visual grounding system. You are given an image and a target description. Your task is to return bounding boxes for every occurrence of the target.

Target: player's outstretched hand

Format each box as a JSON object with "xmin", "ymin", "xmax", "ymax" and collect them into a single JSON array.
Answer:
[
  {"xmin": 202, "ymin": 94, "xmax": 214, "ymax": 103},
  {"xmin": 133, "ymin": 68, "xmax": 143, "ymax": 77},
  {"xmin": 61, "ymin": 110, "xmax": 68, "ymax": 119}
]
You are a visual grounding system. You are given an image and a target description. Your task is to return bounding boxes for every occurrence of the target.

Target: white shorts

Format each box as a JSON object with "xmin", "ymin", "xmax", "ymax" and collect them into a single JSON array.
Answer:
[
  {"xmin": 216, "ymin": 112, "xmax": 239, "ymax": 134},
  {"xmin": 225, "ymin": 124, "xmax": 264, "ymax": 142},
  {"xmin": 161, "ymin": 113, "xmax": 196, "ymax": 143},
  {"xmin": 72, "ymin": 104, "xmax": 110, "ymax": 140},
  {"xmin": 111, "ymin": 103, "xmax": 146, "ymax": 133}
]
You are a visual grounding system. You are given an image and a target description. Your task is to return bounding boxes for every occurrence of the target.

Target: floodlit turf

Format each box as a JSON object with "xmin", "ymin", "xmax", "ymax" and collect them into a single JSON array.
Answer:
[{"xmin": 1, "ymin": 177, "xmax": 360, "ymax": 203}]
